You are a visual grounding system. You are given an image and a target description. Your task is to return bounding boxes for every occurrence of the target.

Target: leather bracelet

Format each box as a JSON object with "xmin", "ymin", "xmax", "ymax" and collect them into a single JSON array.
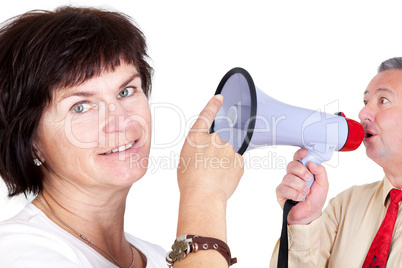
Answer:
[{"xmin": 166, "ymin": 235, "xmax": 237, "ymax": 267}]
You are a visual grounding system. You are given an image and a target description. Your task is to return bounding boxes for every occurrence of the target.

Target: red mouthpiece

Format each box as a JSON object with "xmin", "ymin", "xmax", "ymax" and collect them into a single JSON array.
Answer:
[{"xmin": 340, "ymin": 118, "xmax": 364, "ymax": 151}]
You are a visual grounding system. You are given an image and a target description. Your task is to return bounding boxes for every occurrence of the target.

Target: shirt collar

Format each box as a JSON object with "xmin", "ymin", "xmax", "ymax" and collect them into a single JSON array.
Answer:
[{"xmin": 382, "ymin": 176, "xmax": 399, "ymax": 207}]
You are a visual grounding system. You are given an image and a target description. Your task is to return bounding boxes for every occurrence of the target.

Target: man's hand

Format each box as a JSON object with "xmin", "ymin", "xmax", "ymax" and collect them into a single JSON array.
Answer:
[{"xmin": 276, "ymin": 148, "xmax": 329, "ymax": 225}]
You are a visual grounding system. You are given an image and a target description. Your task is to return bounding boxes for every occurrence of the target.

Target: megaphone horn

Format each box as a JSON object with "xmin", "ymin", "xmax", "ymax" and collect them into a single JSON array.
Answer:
[{"xmin": 210, "ymin": 67, "xmax": 364, "ymax": 199}]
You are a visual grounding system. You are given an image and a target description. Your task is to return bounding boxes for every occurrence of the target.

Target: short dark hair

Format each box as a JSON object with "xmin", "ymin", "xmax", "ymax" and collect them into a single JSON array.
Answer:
[
  {"xmin": 378, "ymin": 57, "xmax": 402, "ymax": 72},
  {"xmin": 0, "ymin": 6, "xmax": 153, "ymax": 197}
]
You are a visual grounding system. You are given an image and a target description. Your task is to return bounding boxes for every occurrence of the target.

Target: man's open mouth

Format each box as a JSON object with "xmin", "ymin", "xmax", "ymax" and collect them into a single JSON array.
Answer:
[{"xmin": 365, "ymin": 131, "xmax": 374, "ymax": 139}]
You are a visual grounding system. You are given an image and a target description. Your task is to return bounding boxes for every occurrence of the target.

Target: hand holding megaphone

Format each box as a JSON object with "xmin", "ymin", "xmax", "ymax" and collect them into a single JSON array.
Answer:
[
  {"xmin": 279, "ymin": 148, "xmax": 329, "ymax": 223},
  {"xmin": 210, "ymin": 67, "xmax": 364, "ymax": 199}
]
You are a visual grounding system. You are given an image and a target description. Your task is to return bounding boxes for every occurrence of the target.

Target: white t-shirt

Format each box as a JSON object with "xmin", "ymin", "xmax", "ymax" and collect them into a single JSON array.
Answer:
[{"xmin": 0, "ymin": 203, "xmax": 167, "ymax": 268}]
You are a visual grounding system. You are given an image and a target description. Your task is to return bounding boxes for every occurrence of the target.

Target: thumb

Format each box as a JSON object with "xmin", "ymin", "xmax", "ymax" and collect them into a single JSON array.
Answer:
[{"xmin": 191, "ymin": 94, "xmax": 224, "ymax": 132}]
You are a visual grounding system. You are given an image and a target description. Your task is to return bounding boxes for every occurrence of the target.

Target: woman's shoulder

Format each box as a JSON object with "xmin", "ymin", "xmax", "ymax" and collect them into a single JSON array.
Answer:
[
  {"xmin": 0, "ymin": 203, "xmax": 88, "ymax": 267},
  {"xmin": 0, "ymin": 202, "xmax": 68, "ymax": 238},
  {"xmin": 0, "ymin": 202, "xmax": 52, "ymax": 234},
  {"xmin": 0, "ymin": 203, "xmax": 168, "ymax": 267}
]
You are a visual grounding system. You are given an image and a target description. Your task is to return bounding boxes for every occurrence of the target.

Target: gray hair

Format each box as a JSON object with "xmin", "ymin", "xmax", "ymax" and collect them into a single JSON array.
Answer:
[{"xmin": 378, "ymin": 57, "xmax": 402, "ymax": 72}]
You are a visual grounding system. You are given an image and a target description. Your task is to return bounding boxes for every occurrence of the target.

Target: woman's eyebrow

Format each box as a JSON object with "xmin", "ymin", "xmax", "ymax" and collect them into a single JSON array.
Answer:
[
  {"xmin": 58, "ymin": 73, "xmax": 140, "ymax": 102},
  {"xmin": 58, "ymin": 91, "xmax": 95, "ymax": 102},
  {"xmin": 119, "ymin": 73, "xmax": 140, "ymax": 89}
]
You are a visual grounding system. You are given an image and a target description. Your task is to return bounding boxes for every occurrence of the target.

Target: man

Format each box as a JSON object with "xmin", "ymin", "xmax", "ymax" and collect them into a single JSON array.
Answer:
[{"xmin": 270, "ymin": 57, "xmax": 402, "ymax": 267}]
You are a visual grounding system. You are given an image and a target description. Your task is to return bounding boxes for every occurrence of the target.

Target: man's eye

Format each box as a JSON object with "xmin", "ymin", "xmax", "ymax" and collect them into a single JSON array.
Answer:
[
  {"xmin": 118, "ymin": 87, "xmax": 135, "ymax": 98},
  {"xmin": 380, "ymin": 97, "xmax": 389, "ymax": 104},
  {"xmin": 72, "ymin": 102, "xmax": 92, "ymax": 114}
]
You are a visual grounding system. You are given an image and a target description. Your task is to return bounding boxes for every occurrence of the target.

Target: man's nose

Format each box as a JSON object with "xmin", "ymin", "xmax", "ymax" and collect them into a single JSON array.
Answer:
[{"xmin": 358, "ymin": 103, "xmax": 375, "ymax": 123}]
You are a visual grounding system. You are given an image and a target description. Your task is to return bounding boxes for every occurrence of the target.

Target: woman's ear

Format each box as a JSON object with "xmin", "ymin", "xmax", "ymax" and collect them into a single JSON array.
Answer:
[{"xmin": 32, "ymin": 141, "xmax": 45, "ymax": 166}]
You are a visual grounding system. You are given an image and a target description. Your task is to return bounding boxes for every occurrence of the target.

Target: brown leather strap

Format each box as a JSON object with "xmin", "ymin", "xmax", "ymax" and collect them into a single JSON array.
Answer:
[
  {"xmin": 188, "ymin": 235, "xmax": 237, "ymax": 266},
  {"xmin": 166, "ymin": 235, "xmax": 237, "ymax": 267}
]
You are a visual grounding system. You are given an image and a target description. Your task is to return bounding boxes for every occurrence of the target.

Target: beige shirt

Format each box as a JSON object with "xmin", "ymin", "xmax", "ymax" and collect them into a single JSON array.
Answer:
[{"xmin": 270, "ymin": 177, "xmax": 402, "ymax": 268}]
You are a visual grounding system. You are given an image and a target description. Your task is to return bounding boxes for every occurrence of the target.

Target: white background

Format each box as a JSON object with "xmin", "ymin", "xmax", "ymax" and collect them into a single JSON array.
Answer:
[{"xmin": 0, "ymin": 1, "xmax": 398, "ymax": 267}]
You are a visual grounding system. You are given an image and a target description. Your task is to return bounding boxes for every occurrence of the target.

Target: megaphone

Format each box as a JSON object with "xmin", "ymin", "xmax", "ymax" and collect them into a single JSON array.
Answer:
[{"xmin": 210, "ymin": 67, "xmax": 364, "ymax": 199}]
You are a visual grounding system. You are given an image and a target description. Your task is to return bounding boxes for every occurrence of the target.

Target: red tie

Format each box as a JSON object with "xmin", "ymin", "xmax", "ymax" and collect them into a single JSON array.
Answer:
[{"xmin": 362, "ymin": 188, "xmax": 402, "ymax": 268}]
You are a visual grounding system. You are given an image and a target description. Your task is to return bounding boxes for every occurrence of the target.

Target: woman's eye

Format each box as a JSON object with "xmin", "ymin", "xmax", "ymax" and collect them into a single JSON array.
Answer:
[
  {"xmin": 117, "ymin": 87, "xmax": 135, "ymax": 98},
  {"xmin": 72, "ymin": 102, "xmax": 92, "ymax": 114}
]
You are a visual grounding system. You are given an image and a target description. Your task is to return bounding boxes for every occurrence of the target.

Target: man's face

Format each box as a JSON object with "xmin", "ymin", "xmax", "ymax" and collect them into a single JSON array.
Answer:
[{"xmin": 358, "ymin": 69, "xmax": 402, "ymax": 170}]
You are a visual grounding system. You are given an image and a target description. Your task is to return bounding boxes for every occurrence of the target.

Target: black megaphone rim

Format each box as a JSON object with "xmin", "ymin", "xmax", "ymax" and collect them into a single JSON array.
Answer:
[{"xmin": 210, "ymin": 67, "xmax": 257, "ymax": 155}]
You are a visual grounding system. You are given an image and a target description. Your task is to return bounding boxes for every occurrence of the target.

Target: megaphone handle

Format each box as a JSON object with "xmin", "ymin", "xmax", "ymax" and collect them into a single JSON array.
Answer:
[
  {"xmin": 278, "ymin": 152, "xmax": 323, "ymax": 268},
  {"xmin": 299, "ymin": 151, "xmax": 324, "ymax": 201}
]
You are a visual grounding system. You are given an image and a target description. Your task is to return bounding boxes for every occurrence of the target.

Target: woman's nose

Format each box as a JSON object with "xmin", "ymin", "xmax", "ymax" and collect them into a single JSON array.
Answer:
[{"xmin": 102, "ymin": 102, "xmax": 133, "ymax": 134}]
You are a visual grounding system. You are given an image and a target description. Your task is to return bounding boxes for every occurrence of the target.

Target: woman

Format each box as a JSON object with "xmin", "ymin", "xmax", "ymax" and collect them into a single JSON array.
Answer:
[{"xmin": 0, "ymin": 6, "xmax": 243, "ymax": 268}]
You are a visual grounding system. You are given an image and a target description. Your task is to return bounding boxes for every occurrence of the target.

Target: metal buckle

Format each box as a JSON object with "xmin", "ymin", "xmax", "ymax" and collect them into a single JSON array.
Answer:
[{"xmin": 166, "ymin": 235, "xmax": 193, "ymax": 266}]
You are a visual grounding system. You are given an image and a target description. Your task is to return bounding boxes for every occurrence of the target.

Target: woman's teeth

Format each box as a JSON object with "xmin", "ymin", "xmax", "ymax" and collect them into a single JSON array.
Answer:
[{"xmin": 102, "ymin": 141, "xmax": 135, "ymax": 155}]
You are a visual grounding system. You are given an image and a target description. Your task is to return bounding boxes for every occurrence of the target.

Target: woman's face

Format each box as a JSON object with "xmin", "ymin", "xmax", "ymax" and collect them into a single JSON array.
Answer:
[{"xmin": 35, "ymin": 62, "xmax": 151, "ymax": 190}]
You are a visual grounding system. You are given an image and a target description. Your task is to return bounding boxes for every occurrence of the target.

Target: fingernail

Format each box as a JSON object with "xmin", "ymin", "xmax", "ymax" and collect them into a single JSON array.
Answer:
[
  {"xmin": 215, "ymin": 94, "xmax": 224, "ymax": 102},
  {"xmin": 305, "ymin": 173, "xmax": 312, "ymax": 181},
  {"xmin": 303, "ymin": 187, "xmax": 310, "ymax": 195},
  {"xmin": 298, "ymin": 194, "xmax": 304, "ymax": 201}
]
